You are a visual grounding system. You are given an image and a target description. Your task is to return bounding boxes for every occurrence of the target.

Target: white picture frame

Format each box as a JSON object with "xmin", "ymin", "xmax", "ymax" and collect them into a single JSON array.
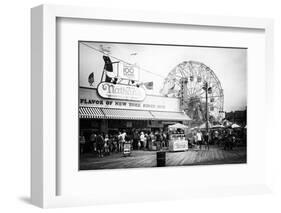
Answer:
[{"xmin": 31, "ymin": 4, "xmax": 274, "ymax": 208}]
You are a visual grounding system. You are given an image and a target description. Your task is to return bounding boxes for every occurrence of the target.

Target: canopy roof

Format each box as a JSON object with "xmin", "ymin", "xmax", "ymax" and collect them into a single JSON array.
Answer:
[{"xmin": 168, "ymin": 123, "xmax": 188, "ymax": 130}]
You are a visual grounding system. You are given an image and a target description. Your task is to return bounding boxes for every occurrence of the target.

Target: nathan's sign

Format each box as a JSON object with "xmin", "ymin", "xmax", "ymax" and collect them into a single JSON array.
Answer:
[
  {"xmin": 97, "ymin": 82, "xmax": 146, "ymax": 101},
  {"xmin": 79, "ymin": 87, "xmax": 180, "ymax": 112}
]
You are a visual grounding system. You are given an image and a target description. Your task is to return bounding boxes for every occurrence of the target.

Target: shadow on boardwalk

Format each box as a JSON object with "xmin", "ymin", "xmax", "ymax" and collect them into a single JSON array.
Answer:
[{"xmin": 79, "ymin": 146, "xmax": 246, "ymax": 170}]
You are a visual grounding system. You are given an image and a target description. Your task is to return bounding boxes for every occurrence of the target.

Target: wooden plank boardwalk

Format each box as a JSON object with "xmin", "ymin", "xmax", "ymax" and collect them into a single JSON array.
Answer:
[{"xmin": 80, "ymin": 146, "xmax": 246, "ymax": 170}]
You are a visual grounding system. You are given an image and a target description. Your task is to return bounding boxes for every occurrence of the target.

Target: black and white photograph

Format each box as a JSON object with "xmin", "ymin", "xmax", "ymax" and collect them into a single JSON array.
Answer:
[{"xmin": 78, "ymin": 41, "xmax": 247, "ymax": 170}]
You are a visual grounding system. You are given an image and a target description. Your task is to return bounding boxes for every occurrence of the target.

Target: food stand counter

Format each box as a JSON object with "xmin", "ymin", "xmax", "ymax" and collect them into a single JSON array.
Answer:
[{"xmin": 168, "ymin": 133, "xmax": 188, "ymax": 151}]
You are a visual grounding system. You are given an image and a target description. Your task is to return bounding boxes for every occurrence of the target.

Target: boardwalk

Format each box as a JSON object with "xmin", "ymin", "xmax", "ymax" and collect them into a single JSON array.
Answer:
[{"xmin": 79, "ymin": 146, "xmax": 246, "ymax": 170}]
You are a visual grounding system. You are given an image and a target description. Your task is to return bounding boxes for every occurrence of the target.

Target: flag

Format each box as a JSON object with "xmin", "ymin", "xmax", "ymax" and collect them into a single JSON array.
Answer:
[
  {"xmin": 144, "ymin": 81, "xmax": 153, "ymax": 90},
  {"xmin": 103, "ymin": 55, "xmax": 113, "ymax": 72},
  {"xmin": 88, "ymin": 72, "xmax": 94, "ymax": 86}
]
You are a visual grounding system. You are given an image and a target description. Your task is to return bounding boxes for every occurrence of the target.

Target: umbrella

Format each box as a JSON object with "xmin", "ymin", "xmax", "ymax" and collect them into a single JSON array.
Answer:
[
  {"xmin": 168, "ymin": 123, "xmax": 188, "ymax": 130},
  {"xmin": 231, "ymin": 123, "xmax": 241, "ymax": 128}
]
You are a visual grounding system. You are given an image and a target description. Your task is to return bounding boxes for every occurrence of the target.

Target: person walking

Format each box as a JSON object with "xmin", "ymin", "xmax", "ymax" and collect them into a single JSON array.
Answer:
[
  {"xmin": 90, "ymin": 132, "xmax": 97, "ymax": 153},
  {"xmin": 143, "ymin": 133, "xmax": 147, "ymax": 150},
  {"xmin": 133, "ymin": 131, "xmax": 139, "ymax": 150},
  {"xmin": 117, "ymin": 131, "xmax": 122, "ymax": 152},
  {"xmin": 120, "ymin": 130, "xmax": 127, "ymax": 152},
  {"xmin": 146, "ymin": 132, "xmax": 152, "ymax": 150},
  {"xmin": 160, "ymin": 131, "xmax": 165, "ymax": 149},
  {"xmin": 140, "ymin": 132, "xmax": 145, "ymax": 150},
  {"xmin": 150, "ymin": 132, "xmax": 156, "ymax": 150},
  {"xmin": 113, "ymin": 134, "xmax": 118, "ymax": 152},
  {"xmin": 79, "ymin": 133, "xmax": 86, "ymax": 154},
  {"xmin": 163, "ymin": 131, "xmax": 168, "ymax": 148},
  {"xmin": 196, "ymin": 130, "xmax": 203, "ymax": 150},
  {"xmin": 204, "ymin": 132, "xmax": 210, "ymax": 150},
  {"xmin": 155, "ymin": 131, "xmax": 161, "ymax": 151},
  {"xmin": 104, "ymin": 134, "xmax": 110, "ymax": 156},
  {"xmin": 214, "ymin": 130, "xmax": 219, "ymax": 146},
  {"xmin": 192, "ymin": 131, "xmax": 197, "ymax": 148},
  {"xmin": 96, "ymin": 133, "xmax": 104, "ymax": 158},
  {"xmin": 108, "ymin": 135, "xmax": 113, "ymax": 153}
]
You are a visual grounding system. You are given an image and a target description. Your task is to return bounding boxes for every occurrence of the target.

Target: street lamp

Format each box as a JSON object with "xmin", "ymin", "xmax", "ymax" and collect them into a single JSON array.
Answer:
[{"xmin": 202, "ymin": 81, "xmax": 212, "ymax": 134}]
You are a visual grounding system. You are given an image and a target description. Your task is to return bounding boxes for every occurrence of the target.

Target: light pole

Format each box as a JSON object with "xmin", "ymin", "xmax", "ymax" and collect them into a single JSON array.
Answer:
[{"xmin": 203, "ymin": 81, "xmax": 212, "ymax": 134}]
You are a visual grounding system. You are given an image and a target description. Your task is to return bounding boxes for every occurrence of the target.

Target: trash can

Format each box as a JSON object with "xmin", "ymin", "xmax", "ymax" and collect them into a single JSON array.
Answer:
[{"xmin": 157, "ymin": 151, "xmax": 166, "ymax": 167}]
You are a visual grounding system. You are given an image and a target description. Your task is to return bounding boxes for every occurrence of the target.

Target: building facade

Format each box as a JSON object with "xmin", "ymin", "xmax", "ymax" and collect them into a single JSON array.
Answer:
[{"xmin": 79, "ymin": 86, "xmax": 191, "ymax": 139}]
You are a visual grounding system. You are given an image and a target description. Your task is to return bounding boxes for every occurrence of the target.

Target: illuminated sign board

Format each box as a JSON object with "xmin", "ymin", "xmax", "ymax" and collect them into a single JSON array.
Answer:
[{"xmin": 97, "ymin": 82, "xmax": 146, "ymax": 101}]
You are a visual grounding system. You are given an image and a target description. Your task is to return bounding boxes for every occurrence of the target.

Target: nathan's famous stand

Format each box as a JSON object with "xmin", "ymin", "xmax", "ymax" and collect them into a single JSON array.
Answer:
[
  {"xmin": 168, "ymin": 123, "xmax": 189, "ymax": 152},
  {"xmin": 156, "ymin": 123, "xmax": 189, "ymax": 167}
]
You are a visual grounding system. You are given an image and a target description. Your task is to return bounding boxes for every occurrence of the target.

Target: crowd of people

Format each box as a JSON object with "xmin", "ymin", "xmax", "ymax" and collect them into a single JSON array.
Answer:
[
  {"xmin": 189, "ymin": 128, "xmax": 246, "ymax": 150},
  {"xmin": 79, "ymin": 130, "xmax": 169, "ymax": 157},
  {"xmin": 79, "ymin": 126, "xmax": 246, "ymax": 157}
]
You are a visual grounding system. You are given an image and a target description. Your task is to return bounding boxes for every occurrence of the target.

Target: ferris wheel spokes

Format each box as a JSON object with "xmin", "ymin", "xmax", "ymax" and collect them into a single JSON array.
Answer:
[{"xmin": 161, "ymin": 60, "xmax": 224, "ymax": 122}]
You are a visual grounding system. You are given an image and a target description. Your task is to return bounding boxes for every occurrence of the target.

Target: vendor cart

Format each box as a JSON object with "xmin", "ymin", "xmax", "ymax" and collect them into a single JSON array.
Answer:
[
  {"xmin": 167, "ymin": 123, "xmax": 189, "ymax": 152},
  {"xmin": 168, "ymin": 133, "xmax": 188, "ymax": 152}
]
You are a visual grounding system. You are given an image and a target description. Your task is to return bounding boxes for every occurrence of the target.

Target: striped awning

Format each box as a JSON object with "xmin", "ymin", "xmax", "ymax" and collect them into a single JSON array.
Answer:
[
  {"xmin": 79, "ymin": 107, "xmax": 104, "ymax": 119},
  {"xmin": 102, "ymin": 108, "xmax": 154, "ymax": 120},
  {"xmin": 150, "ymin": 111, "xmax": 191, "ymax": 121},
  {"xmin": 79, "ymin": 107, "xmax": 191, "ymax": 121}
]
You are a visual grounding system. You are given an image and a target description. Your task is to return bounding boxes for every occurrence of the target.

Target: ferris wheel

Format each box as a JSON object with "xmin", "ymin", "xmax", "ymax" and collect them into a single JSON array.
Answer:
[{"xmin": 161, "ymin": 61, "xmax": 224, "ymax": 122}]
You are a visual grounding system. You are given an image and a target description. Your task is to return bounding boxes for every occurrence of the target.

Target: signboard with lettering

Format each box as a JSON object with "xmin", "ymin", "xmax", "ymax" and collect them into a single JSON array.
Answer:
[
  {"xmin": 80, "ymin": 87, "xmax": 181, "ymax": 112},
  {"xmin": 118, "ymin": 63, "xmax": 140, "ymax": 81},
  {"xmin": 97, "ymin": 82, "xmax": 146, "ymax": 101}
]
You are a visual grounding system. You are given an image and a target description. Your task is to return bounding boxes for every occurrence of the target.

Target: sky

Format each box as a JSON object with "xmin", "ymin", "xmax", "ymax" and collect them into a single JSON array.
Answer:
[{"xmin": 79, "ymin": 42, "xmax": 247, "ymax": 112}]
